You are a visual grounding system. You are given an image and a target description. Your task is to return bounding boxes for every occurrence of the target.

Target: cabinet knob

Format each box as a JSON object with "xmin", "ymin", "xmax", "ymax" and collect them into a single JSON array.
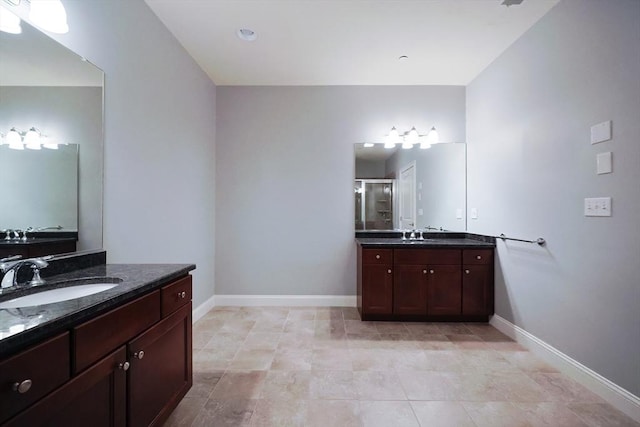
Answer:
[
  {"xmin": 375, "ymin": 254, "xmax": 381, "ymax": 259},
  {"xmin": 465, "ymin": 269, "xmax": 470, "ymax": 274},
  {"xmin": 423, "ymin": 270, "xmax": 427, "ymax": 274},
  {"xmin": 387, "ymin": 269, "xmax": 392, "ymax": 274},
  {"xmin": 118, "ymin": 362, "xmax": 130, "ymax": 371},
  {"xmin": 12, "ymin": 379, "xmax": 32, "ymax": 394},
  {"xmin": 429, "ymin": 270, "xmax": 435, "ymax": 274},
  {"xmin": 134, "ymin": 350, "xmax": 145, "ymax": 360},
  {"xmin": 476, "ymin": 255, "xmax": 482, "ymax": 260},
  {"xmin": 178, "ymin": 291, "xmax": 187, "ymax": 299}
]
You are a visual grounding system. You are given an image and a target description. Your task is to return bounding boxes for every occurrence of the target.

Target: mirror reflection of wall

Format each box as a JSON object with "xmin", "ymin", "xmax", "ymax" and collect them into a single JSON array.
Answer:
[
  {"xmin": 355, "ymin": 142, "xmax": 466, "ymax": 232},
  {"xmin": 0, "ymin": 19, "xmax": 104, "ymax": 252},
  {"xmin": 0, "ymin": 144, "xmax": 78, "ymax": 230},
  {"xmin": 355, "ymin": 179, "xmax": 394, "ymax": 230}
]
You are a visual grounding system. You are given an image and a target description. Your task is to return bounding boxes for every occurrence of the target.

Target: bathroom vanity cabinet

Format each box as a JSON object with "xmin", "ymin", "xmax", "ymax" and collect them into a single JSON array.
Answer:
[
  {"xmin": 358, "ymin": 246, "xmax": 494, "ymax": 321},
  {"xmin": 0, "ymin": 275, "xmax": 192, "ymax": 427},
  {"xmin": 0, "ymin": 239, "xmax": 77, "ymax": 259}
]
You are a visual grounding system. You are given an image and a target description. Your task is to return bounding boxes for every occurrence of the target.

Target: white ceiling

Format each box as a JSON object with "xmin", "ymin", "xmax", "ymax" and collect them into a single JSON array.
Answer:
[{"xmin": 145, "ymin": 0, "xmax": 559, "ymax": 86}]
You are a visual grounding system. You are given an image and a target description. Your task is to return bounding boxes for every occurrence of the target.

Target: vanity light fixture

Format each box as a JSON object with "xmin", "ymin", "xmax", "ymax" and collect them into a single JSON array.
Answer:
[
  {"xmin": 384, "ymin": 126, "xmax": 439, "ymax": 149},
  {"xmin": 24, "ymin": 127, "xmax": 42, "ymax": 149},
  {"xmin": 1, "ymin": 127, "xmax": 60, "ymax": 150},
  {"xmin": 28, "ymin": 0, "xmax": 69, "ymax": 34},
  {"xmin": 0, "ymin": 3, "xmax": 21, "ymax": 34}
]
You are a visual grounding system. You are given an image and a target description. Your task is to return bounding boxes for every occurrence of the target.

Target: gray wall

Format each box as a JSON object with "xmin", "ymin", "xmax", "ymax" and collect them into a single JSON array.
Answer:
[
  {"xmin": 355, "ymin": 158, "xmax": 386, "ymax": 179},
  {"xmin": 216, "ymin": 86, "xmax": 465, "ymax": 295},
  {"xmin": 467, "ymin": 0, "xmax": 640, "ymax": 395},
  {"xmin": 0, "ymin": 86, "xmax": 102, "ymax": 251},
  {"xmin": 30, "ymin": 0, "xmax": 218, "ymax": 307}
]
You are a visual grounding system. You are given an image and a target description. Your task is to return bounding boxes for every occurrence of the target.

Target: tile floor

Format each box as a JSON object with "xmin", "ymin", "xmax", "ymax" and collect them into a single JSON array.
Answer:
[{"xmin": 164, "ymin": 307, "xmax": 638, "ymax": 427}]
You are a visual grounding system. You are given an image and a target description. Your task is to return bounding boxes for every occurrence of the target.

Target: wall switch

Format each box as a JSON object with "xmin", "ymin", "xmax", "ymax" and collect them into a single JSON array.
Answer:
[
  {"xmin": 596, "ymin": 152, "xmax": 612, "ymax": 174},
  {"xmin": 456, "ymin": 208, "xmax": 463, "ymax": 219},
  {"xmin": 418, "ymin": 192, "xmax": 422, "ymax": 201},
  {"xmin": 470, "ymin": 208, "xmax": 478, "ymax": 219},
  {"xmin": 418, "ymin": 182, "xmax": 423, "ymax": 190},
  {"xmin": 584, "ymin": 197, "xmax": 612, "ymax": 217},
  {"xmin": 590, "ymin": 120, "xmax": 612, "ymax": 144},
  {"xmin": 418, "ymin": 208, "xmax": 424, "ymax": 216}
]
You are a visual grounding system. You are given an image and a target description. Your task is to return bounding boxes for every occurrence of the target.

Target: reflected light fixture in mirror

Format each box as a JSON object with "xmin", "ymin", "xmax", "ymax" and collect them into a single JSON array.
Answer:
[
  {"xmin": 1, "ymin": 127, "xmax": 60, "ymax": 150},
  {"xmin": 382, "ymin": 126, "xmax": 440, "ymax": 150},
  {"xmin": 0, "ymin": 0, "xmax": 69, "ymax": 35}
]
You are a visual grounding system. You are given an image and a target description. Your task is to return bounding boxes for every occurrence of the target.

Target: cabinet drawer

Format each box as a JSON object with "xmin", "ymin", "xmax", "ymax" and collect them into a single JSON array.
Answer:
[
  {"xmin": 394, "ymin": 249, "xmax": 461, "ymax": 265},
  {"xmin": 74, "ymin": 291, "xmax": 161, "ymax": 374},
  {"xmin": 161, "ymin": 275, "xmax": 192, "ymax": 317},
  {"xmin": 0, "ymin": 332, "xmax": 70, "ymax": 424},
  {"xmin": 463, "ymin": 249, "xmax": 493, "ymax": 265},
  {"xmin": 362, "ymin": 249, "xmax": 393, "ymax": 265}
]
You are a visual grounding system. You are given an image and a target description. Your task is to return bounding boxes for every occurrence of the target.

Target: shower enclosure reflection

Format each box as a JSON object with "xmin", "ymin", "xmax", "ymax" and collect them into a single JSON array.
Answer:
[{"xmin": 355, "ymin": 179, "xmax": 395, "ymax": 230}]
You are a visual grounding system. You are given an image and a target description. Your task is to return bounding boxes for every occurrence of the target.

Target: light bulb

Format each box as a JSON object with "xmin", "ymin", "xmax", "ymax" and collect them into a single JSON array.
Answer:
[
  {"xmin": 363, "ymin": 142, "xmax": 374, "ymax": 148},
  {"xmin": 406, "ymin": 127, "xmax": 419, "ymax": 143},
  {"xmin": 7, "ymin": 128, "xmax": 23, "ymax": 150},
  {"xmin": 0, "ymin": 5, "xmax": 21, "ymax": 34},
  {"xmin": 42, "ymin": 136, "xmax": 59, "ymax": 149},
  {"xmin": 401, "ymin": 139, "xmax": 413, "ymax": 149},
  {"xmin": 29, "ymin": 0, "xmax": 69, "ymax": 34},
  {"xmin": 24, "ymin": 128, "xmax": 42, "ymax": 149},
  {"xmin": 426, "ymin": 127, "xmax": 439, "ymax": 145}
]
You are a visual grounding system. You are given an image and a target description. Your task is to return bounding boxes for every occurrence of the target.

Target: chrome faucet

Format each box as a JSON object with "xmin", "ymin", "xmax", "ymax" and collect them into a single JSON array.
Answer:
[{"xmin": 0, "ymin": 256, "xmax": 51, "ymax": 290}]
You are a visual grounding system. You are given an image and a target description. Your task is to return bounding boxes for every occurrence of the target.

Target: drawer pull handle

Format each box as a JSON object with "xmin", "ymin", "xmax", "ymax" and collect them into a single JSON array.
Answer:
[
  {"xmin": 178, "ymin": 291, "xmax": 187, "ymax": 299},
  {"xmin": 376, "ymin": 254, "xmax": 381, "ymax": 259},
  {"xmin": 465, "ymin": 269, "xmax": 470, "ymax": 274},
  {"xmin": 476, "ymin": 255, "xmax": 482, "ymax": 260},
  {"xmin": 118, "ymin": 362, "xmax": 130, "ymax": 371},
  {"xmin": 12, "ymin": 379, "xmax": 32, "ymax": 394},
  {"xmin": 429, "ymin": 270, "xmax": 434, "ymax": 274},
  {"xmin": 387, "ymin": 269, "xmax": 392, "ymax": 274},
  {"xmin": 134, "ymin": 350, "xmax": 145, "ymax": 360}
]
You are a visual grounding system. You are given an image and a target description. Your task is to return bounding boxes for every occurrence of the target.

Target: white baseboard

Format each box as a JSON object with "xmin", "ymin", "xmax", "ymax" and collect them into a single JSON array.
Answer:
[
  {"xmin": 490, "ymin": 314, "xmax": 640, "ymax": 423},
  {"xmin": 213, "ymin": 294, "xmax": 357, "ymax": 308},
  {"xmin": 192, "ymin": 294, "xmax": 216, "ymax": 323}
]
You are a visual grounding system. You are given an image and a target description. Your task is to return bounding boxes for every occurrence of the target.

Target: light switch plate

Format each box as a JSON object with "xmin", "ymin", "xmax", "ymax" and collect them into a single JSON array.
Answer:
[
  {"xmin": 597, "ymin": 152, "xmax": 612, "ymax": 174},
  {"xmin": 418, "ymin": 208, "xmax": 424, "ymax": 216},
  {"xmin": 456, "ymin": 208, "xmax": 463, "ymax": 219},
  {"xmin": 591, "ymin": 120, "xmax": 612, "ymax": 144},
  {"xmin": 470, "ymin": 208, "xmax": 478, "ymax": 219},
  {"xmin": 584, "ymin": 197, "xmax": 612, "ymax": 217}
]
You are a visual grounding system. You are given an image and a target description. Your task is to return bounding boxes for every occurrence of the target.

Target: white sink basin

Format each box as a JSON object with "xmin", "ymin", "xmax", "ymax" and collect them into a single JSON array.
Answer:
[{"xmin": 0, "ymin": 283, "xmax": 119, "ymax": 309}]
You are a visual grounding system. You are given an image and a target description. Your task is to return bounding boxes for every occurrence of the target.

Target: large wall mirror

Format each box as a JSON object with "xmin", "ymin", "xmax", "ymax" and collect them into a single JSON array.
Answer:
[
  {"xmin": 0, "ymin": 18, "xmax": 104, "ymax": 252},
  {"xmin": 355, "ymin": 142, "xmax": 466, "ymax": 232}
]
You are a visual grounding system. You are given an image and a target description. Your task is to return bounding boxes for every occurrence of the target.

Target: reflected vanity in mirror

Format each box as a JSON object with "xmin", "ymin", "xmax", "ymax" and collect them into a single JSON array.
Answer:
[
  {"xmin": 355, "ymin": 142, "xmax": 466, "ymax": 232},
  {"xmin": 0, "ymin": 17, "xmax": 104, "ymax": 255}
]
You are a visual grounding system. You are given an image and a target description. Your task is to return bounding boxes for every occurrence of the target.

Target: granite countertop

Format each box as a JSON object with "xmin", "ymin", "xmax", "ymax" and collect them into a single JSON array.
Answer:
[
  {"xmin": 356, "ymin": 237, "xmax": 495, "ymax": 248},
  {"xmin": 0, "ymin": 263, "xmax": 195, "ymax": 358}
]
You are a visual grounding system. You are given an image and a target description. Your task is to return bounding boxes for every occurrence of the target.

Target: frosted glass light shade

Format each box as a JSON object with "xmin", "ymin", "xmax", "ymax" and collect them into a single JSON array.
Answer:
[
  {"xmin": 7, "ymin": 128, "xmax": 23, "ymax": 150},
  {"xmin": 29, "ymin": 0, "xmax": 69, "ymax": 34},
  {"xmin": 24, "ymin": 128, "xmax": 42, "ymax": 149},
  {"xmin": 426, "ymin": 127, "xmax": 439, "ymax": 145},
  {"xmin": 0, "ymin": 5, "xmax": 21, "ymax": 34},
  {"xmin": 406, "ymin": 127, "xmax": 419, "ymax": 143}
]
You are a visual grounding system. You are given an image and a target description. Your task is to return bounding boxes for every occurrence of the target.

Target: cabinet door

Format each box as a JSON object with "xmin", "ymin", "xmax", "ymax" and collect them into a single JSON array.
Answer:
[
  {"xmin": 427, "ymin": 265, "xmax": 462, "ymax": 315},
  {"xmin": 3, "ymin": 347, "xmax": 127, "ymax": 427},
  {"xmin": 361, "ymin": 264, "xmax": 393, "ymax": 315},
  {"xmin": 393, "ymin": 264, "xmax": 428, "ymax": 315},
  {"xmin": 128, "ymin": 302, "xmax": 192, "ymax": 427},
  {"xmin": 462, "ymin": 265, "xmax": 492, "ymax": 316}
]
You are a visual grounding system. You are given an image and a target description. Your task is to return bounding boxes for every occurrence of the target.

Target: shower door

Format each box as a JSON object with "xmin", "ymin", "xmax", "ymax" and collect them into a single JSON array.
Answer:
[{"xmin": 355, "ymin": 179, "xmax": 395, "ymax": 230}]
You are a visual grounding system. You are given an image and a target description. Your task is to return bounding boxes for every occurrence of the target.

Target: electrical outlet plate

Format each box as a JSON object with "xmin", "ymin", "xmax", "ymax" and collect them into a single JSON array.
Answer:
[
  {"xmin": 590, "ymin": 120, "xmax": 612, "ymax": 144},
  {"xmin": 596, "ymin": 152, "xmax": 612, "ymax": 174},
  {"xmin": 584, "ymin": 197, "xmax": 612, "ymax": 217}
]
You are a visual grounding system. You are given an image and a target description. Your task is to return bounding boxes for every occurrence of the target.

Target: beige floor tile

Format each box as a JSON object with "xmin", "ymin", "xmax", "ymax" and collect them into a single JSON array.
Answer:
[
  {"xmin": 286, "ymin": 308, "xmax": 316, "ymax": 321},
  {"xmin": 514, "ymin": 402, "xmax": 591, "ymax": 427},
  {"xmin": 315, "ymin": 319, "xmax": 346, "ymax": 335},
  {"xmin": 250, "ymin": 319, "xmax": 286, "ymax": 333},
  {"xmin": 260, "ymin": 370, "xmax": 311, "ymax": 400},
  {"xmin": 447, "ymin": 334, "xmax": 492, "ymax": 350},
  {"xmin": 192, "ymin": 330, "xmax": 216, "ymax": 350},
  {"xmin": 311, "ymin": 334, "xmax": 350, "ymax": 350},
  {"xmin": 416, "ymin": 334, "xmax": 457, "ymax": 350},
  {"xmin": 230, "ymin": 349, "xmax": 276, "ymax": 370},
  {"xmin": 219, "ymin": 319, "xmax": 257, "ymax": 335},
  {"xmin": 350, "ymin": 348, "xmax": 396, "ymax": 371},
  {"xmin": 250, "ymin": 399, "xmax": 308, "ymax": 427},
  {"xmin": 305, "ymin": 399, "xmax": 361, "ymax": 427},
  {"xmin": 312, "ymin": 348, "xmax": 353, "ymax": 370},
  {"xmin": 193, "ymin": 317, "xmax": 225, "ymax": 334},
  {"xmin": 567, "ymin": 402, "xmax": 640, "ymax": 427},
  {"xmin": 191, "ymin": 399, "xmax": 257, "ymax": 427},
  {"xmin": 309, "ymin": 370, "xmax": 358, "ymax": 400},
  {"xmin": 354, "ymin": 370, "xmax": 407, "ymax": 400},
  {"xmin": 195, "ymin": 345, "xmax": 239, "ymax": 364},
  {"xmin": 456, "ymin": 350, "xmax": 520, "ymax": 373},
  {"xmin": 444, "ymin": 372, "xmax": 506, "ymax": 401},
  {"xmin": 210, "ymin": 370, "xmax": 267, "ymax": 400},
  {"xmin": 397, "ymin": 370, "xmax": 458, "ymax": 400},
  {"xmin": 421, "ymin": 350, "xmax": 465, "ymax": 371},
  {"xmin": 163, "ymin": 396, "xmax": 207, "ymax": 427},
  {"xmin": 359, "ymin": 401, "xmax": 419, "ymax": 427},
  {"xmin": 389, "ymin": 348, "xmax": 432, "ymax": 371},
  {"xmin": 410, "ymin": 401, "xmax": 476, "ymax": 427},
  {"xmin": 277, "ymin": 332, "xmax": 315, "ymax": 350},
  {"xmin": 283, "ymin": 319, "xmax": 315, "ymax": 334},
  {"xmin": 500, "ymin": 351, "xmax": 559, "ymax": 373},
  {"xmin": 403, "ymin": 322, "xmax": 442, "ymax": 336},
  {"xmin": 342, "ymin": 307, "xmax": 361, "ymax": 320},
  {"xmin": 315, "ymin": 307, "xmax": 344, "ymax": 320},
  {"xmin": 488, "ymin": 372, "xmax": 549, "ymax": 402},
  {"xmin": 437, "ymin": 323, "xmax": 472, "ymax": 335},
  {"xmin": 186, "ymin": 370, "xmax": 224, "ymax": 399},
  {"xmin": 345, "ymin": 319, "xmax": 379, "ymax": 334},
  {"xmin": 462, "ymin": 401, "xmax": 533, "ymax": 427},
  {"xmin": 241, "ymin": 332, "xmax": 282, "ymax": 351},
  {"xmin": 375, "ymin": 321, "xmax": 410, "ymax": 334},
  {"xmin": 529, "ymin": 373, "xmax": 603, "ymax": 403},
  {"xmin": 270, "ymin": 348, "xmax": 313, "ymax": 370}
]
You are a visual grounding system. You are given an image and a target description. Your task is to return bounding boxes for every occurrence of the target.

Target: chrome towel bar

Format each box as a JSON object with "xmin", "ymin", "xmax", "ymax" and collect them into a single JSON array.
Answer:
[{"xmin": 498, "ymin": 233, "xmax": 546, "ymax": 246}]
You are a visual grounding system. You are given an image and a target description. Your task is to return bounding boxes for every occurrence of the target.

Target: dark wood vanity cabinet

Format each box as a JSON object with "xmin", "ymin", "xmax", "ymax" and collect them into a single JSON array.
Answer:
[
  {"xmin": 0, "ymin": 240, "xmax": 77, "ymax": 259},
  {"xmin": 358, "ymin": 246, "xmax": 494, "ymax": 321},
  {"xmin": 0, "ymin": 275, "xmax": 193, "ymax": 427}
]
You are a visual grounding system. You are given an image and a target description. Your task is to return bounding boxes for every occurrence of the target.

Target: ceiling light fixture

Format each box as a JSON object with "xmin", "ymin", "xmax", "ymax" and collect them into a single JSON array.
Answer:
[
  {"xmin": 236, "ymin": 28, "xmax": 257, "ymax": 42},
  {"xmin": 29, "ymin": 0, "xmax": 69, "ymax": 34},
  {"xmin": 0, "ymin": 4, "xmax": 21, "ymax": 34}
]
